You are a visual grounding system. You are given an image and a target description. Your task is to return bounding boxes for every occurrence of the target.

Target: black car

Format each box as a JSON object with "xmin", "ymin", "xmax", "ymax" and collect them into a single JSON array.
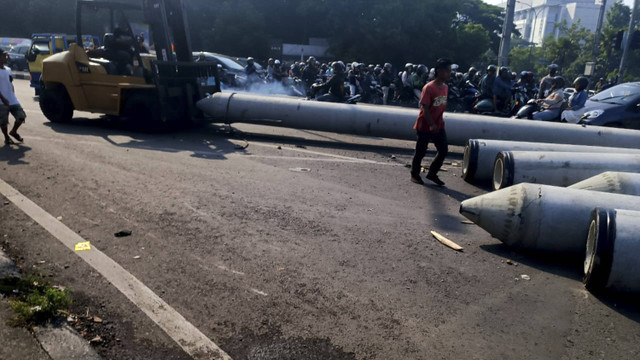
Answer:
[
  {"xmin": 578, "ymin": 82, "xmax": 640, "ymax": 130},
  {"xmin": 192, "ymin": 51, "xmax": 248, "ymax": 88},
  {"xmin": 8, "ymin": 45, "xmax": 30, "ymax": 72}
]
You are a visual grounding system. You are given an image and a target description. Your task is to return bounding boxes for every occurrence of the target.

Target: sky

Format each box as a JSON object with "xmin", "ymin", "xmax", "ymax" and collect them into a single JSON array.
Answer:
[{"xmin": 483, "ymin": 0, "xmax": 634, "ymax": 7}]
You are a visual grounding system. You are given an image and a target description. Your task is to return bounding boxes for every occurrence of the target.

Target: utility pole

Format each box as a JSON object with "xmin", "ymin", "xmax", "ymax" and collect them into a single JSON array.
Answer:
[
  {"xmin": 592, "ymin": 0, "xmax": 607, "ymax": 63},
  {"xmin": 618, "ymin": 0, "xmax": 639, "ymax": 83},
  {"xmin": 498, "ymin": 0, "xmax": 517, "ymax": 67}
]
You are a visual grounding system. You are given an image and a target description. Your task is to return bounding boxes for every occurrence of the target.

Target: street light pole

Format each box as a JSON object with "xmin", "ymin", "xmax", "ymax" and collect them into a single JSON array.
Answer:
[
  {"xmin": 498, "ymin": 0, "xmax": 517, "ymax": 67},
  {"xmin": 592, "ymin": 0, "xmax": 607, "ymax": 64},
  {"xmin": 618, "ymin": 0, "xmax": 639, "ymax": 83}
]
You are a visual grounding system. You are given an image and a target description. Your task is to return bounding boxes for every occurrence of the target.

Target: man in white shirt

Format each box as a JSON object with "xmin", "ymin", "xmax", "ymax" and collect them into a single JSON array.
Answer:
[{"xmin": 0, "ymin": 49, "xmax": 26, "ymax": 145}]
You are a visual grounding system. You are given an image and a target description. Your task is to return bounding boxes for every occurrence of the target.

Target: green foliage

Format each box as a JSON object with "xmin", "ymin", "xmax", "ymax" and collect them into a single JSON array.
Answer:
[
  {"xmin": 1, "ymin": 275, "xmax": 71, "ymax": 326},
  {"xmin": 507, "ymin": 2, "xmax": 640, "ymax": 84},
  {"xmin": 0, "ymin": 0, "xmax": 509, "ymax": 68}
]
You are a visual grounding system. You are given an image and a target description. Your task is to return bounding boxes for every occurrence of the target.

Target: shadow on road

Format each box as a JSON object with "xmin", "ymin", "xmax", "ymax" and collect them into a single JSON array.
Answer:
[
  {"xmin": 44, "ymin": 118, "xmax": 247, "ymax": 161},
  {"xmin": 480, "ymin": 243, "xmax": 584, "ymax": 281},
  {"xmin": 0, "ymin": 144, "xmax": 31, "ymax": 165},
  {"xmin": 481, "ymin": 243, "xmax": 640, "ymax": 321},
  {"xmin": 42, "ymin": 115, "xmax": 466, "ymax": 163}
]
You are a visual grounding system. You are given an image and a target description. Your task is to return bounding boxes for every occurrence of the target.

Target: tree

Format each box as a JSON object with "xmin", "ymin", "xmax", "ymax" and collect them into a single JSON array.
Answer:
[{"xmin": 597, "ymin": 0, "xmax": 632, "ymax": 81}]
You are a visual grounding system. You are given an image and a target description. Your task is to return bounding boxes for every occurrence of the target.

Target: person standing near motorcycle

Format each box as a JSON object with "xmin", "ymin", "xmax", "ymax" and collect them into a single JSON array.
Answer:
[
  {"xmin": 516, "ymin": 71, "xmax": 537, "ymax": 99},
  {"xmin": 492, "ymin": 67, "xmax": 512, "ymax": 113},
  {"xmin": 401, "ymin": 63, "xmax": 414, "ymax": 97},
  {"xmin": 380, "ymin": 63, "xmax": 393, "ymax": 105},
  {"xmin": 412, "ymin": 65, "xmax": 428, "ymax": 101},
  {"xmin": 245, "ymin": 57, "xmax": 261, "ymax": 85},
  {"xmin": 358, "ymin": 64, "xmax": 374, "ymax": 103},
  {"xmin": 538, "ymin": 64, "xmax": 559, "ymax": 99},
  {"xmin": 479, "ymin": 65, "xmax": 496, "ymax": 100},
  {"xmin": 348, "ymin": 62, "xmax": 360, "ymax": 96},
  {"xmin": 463, "ymin": 67, "xmax": 479, "ymax": 87},
  {"xmin": 312, "ymin": 61, "xmax": 347, "ymax": 103},
  {"xmin": 410, "ymin": 58, "xmax": 452, "ymax": 187},
  {"xmin": 561, "ymin": 77, "xmax": 589, "ymax": 123},
  {"xmin": 302, "ymin": 57, "xmax": 319, "ymax": 92},
  {"xmin": 533, "ymin": 76, "xmax": 566, "ymax": 121}
]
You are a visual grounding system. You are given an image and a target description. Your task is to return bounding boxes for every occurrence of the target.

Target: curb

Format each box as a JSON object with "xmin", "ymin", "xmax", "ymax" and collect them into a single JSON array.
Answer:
[
  {"xmin": 12, "ymin": 72, "xmax": 30, "ymax": 80},
  {"xmin": 0, "ymin": 249, "xmax": 102, "ymax": 360}
]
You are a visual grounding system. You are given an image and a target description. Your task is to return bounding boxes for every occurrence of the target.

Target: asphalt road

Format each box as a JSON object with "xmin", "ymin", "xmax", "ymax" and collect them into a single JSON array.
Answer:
[{"xmin": 1, "ymin": 79, "xmax": 640, "ymax": 360}]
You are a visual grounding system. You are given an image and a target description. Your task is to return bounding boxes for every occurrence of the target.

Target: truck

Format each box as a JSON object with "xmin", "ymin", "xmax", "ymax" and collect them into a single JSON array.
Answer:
[{"xmin": 27, "ymin": 34, "xmax": 101, "ymax": 95}]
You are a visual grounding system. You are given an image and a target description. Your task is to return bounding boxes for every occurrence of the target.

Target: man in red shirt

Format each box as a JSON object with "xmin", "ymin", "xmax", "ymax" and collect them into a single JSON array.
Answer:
[{"xmin": 410, "ymin": 58, "xmax": 452, "ymax": 186}]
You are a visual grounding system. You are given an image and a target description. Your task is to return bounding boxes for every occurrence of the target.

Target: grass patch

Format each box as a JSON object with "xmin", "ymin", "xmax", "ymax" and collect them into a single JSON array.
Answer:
[{"xmin": 0, "ymin": 274, "xmax": 71, "ymax": 326}]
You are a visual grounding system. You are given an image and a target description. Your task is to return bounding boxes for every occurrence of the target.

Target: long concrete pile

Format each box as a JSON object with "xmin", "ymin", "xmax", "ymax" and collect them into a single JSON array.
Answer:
[{"xmin": 196, "ymin": 92, "xmax": 640, "ymax": 295}]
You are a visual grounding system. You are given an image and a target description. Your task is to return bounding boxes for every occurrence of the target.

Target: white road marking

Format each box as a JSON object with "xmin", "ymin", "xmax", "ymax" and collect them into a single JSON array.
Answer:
[{"xmin": 0, "ymin": 178, "xmax": 232, "ymax": 360}]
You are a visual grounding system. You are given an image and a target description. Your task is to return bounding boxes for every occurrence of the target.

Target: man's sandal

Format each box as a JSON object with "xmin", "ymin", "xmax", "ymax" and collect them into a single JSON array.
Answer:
[{"xmin": 9, "ymin": 133, "xmax": 23, "ymax": 142}]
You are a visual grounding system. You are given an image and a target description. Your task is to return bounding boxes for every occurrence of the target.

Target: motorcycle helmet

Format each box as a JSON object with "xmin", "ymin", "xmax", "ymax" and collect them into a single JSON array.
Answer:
[
  {"xmin": 405, "ymin": 63, "xmax": 414, "ymax": 70},
  {"xmin": 548, "ymin": 63, "xmax": 559, "ymax": 75},
  {"xmin": 332, "ymin": 61, "xmax": 346, "ymax": 74},
  {"xmin": 417, "ymin": 64, "xmax": 427, "ymax": 75},
  {"xmin": 374, "ymin": 65, "xmax": 382, "ymax": 74},
  {"xmin": 384, "ymin": 63, "xmax": 392, "ymax": 70},
  {"xmin": 487, "ymin": 65, "xmax": 497, "ymax": 73},
  {"xmin": 468, "ymin": 67, "xmax": 477, "ymax": 74},
  {"xmin": 499, "ymin": 66, "xmax": 509, "ymax": 75},
  {"xmin": 274, "ymin": 59, "xmax": 281, "ymax": 65},
  {"xmin": 552, "ymin": 76, "xmax": 566, "ymax": 89},
  {"xmin": 573, "ymin": 76, "xmax": 589, "ymax": 91},
  {"xmin": 247, "ymin": 57, "xmax": 255, "ymax": 65}
]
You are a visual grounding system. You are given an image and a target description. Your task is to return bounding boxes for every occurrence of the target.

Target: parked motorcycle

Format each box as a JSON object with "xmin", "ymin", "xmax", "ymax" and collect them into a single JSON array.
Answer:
[{"xmin": 447, "ymin": 80, "xmax": 479, "ymax": 112}]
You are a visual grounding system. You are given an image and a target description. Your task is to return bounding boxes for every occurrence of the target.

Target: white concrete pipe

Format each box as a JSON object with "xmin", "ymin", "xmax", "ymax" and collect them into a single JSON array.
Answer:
[
  {"xmin": 459, "ymin": 183, "xmax": 640, "ymax": 254},
  {"xmin": 584, "ymin": 209, "xmax": 640, "ymax": 293},
  {"xmin": 463, "ymin": 139, "xmax": 640, "ymax": 184},
  {"xmin": 570, "ymin": 172, "xmax": 640, "ymax": 195},
  {"xmin": 197, "ymin": 92, "xmax": 640, "ymax": 147},
  {"xmin": 492, "ymin": 151, "xmax": 640, "ymax": 190}
]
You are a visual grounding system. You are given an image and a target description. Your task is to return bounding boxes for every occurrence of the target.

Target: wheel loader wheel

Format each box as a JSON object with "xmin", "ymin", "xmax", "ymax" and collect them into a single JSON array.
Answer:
[
  {"xmin": 40, "ymin": 86, "xmax": 74, "ymax": 123},
  {"xmin": 124, "ymin": 92, "xmax": 164, "ymax": 132}
]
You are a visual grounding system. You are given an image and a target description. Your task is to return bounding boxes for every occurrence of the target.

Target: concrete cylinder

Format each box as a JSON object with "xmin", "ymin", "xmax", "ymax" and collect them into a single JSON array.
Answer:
[
  {"xmin": 493, "ymin": 151, "xmax": 640, "ymax": 190},
  {"xmin": 584, "ymin": 209, "xmax": 640, "ymax": 293},
  {"xmin": 197, "ymin": 92, "xmax": 640, "ymax": 147},
  {"xmin": 463, "ymin": 139, "xmax": 640, "ymax": 184},
  {"xmin": 459, "ymin": 183, "xmax": 640, "ymax": 254},
  {"xmin": 569, "ymin": 172, "xmax": 640, "ymax": 195}
]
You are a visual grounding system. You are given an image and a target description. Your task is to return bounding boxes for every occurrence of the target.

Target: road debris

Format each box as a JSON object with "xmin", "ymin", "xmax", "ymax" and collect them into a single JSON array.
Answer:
[
  {"xmin": 133, "ymin": 255, "xmax": 141, "ymax": 259},
  {"xmin": 114, "ymin": 230, "xmax": 132, "ymax": 237},
  {"xmin": 93, "ymin": 316, "xmax": 103, "ymax": 323},
  {"xmin": 520, "ymin": 275, "xmax": 531, "ymax": 281},
  {"xmin": 89, "ymin": 335, "xmax": 103, "ymax": 344},
  {"xmin": 74, "ymin": 242, "xmax": 91, "ymax": 251},
  {"xmin": 460, "ymin": 220, "xmax": 474, "ymax": 225},
  {"xmin": 289, "ymin": 168, "xmax": 311, "ymax": 173},
  {"xmin": 234, "ymin": 140, "xmax": 249, "ymax": 150},
  {"xmin": 390, "ymin": 155, "xmax": 397, "ymax": 160},
  {"xmin": 56, "ymin": 216, "xmax": 63, "ymax": 221},
  {"xmin": 431, "ymin": 231, "xmax": 463, "ymax": 251}
]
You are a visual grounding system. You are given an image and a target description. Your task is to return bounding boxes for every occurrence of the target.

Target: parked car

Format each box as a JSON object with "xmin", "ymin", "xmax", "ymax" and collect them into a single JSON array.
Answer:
[
  {"xmin": 8, "ymin": 44, "xmax": 29, "ymax": 71},
  {"xmin": 27, "ymin": 34, "xmax": 100, "ymax": 95},
  {"xmin": 578, "ymin": 82, "xmax": 640, "ymax": 130},
  {"xmin": 193, "ymin": 51, "xmax": 248, "ymax": 88}
]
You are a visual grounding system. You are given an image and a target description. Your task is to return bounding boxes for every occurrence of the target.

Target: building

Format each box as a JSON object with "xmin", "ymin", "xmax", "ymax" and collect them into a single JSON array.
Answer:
[{"xmin": 505, "ymin": 0, "xmax": 614, "ymax": 45}]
